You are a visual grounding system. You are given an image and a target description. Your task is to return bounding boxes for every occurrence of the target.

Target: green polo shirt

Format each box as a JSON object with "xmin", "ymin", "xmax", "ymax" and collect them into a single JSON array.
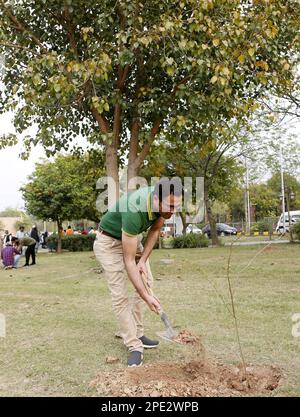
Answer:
[{"xmin": 99, "ymin": 186, "xmax": 160, "ymax": 239}]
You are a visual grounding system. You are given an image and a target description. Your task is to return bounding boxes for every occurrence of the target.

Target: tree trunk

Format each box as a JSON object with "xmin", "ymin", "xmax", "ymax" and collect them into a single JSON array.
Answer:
[
  {"xmin": 127, "ymin": 117, "xmax": 140, "ymax": 191},
  {"xmin": 204, "ymin": 186, "xmax": 220, "ymax": 246},
  {"xmin": 106, "ymin": 144, "xmax": 119, "ymax": 200},
  {"xmin": 91, "ymin": 106, "xmax": 120, "ymax": 200},
  {"xmin": 127, "ymin": 118, "xmax": 162, "ymax": 190},
  {"xmin": 179, "ymin": 211, "xmax": 188, "ymax": 235},
  {"xmin": 57, "ymin": 220, "xmax": 62, "ymax": 253}
]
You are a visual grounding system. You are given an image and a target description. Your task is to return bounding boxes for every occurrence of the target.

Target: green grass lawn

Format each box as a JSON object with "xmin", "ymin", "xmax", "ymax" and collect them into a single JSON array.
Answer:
[{"xmin": 0, "ymin": 243, "xmax": 299, "ymax": 397}]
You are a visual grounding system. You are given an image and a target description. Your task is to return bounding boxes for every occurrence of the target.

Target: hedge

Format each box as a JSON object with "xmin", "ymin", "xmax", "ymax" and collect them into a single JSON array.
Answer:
[
  {"xmin": 251, "ymin": 220, "xmax": 273, "ymax": 233},
  {"xmin": 172, "ymin": 233, "xmax": 209, "ymax": 248},
  {"xmin": 291, "ymin": 222, "xmax": 300, "ymax": 240},
  {"xmin": 47, "ymin": 234, "xmax": 96, "ymax": 251}
]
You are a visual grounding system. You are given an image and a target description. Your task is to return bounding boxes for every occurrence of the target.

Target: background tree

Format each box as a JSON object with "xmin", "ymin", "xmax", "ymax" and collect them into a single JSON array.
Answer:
[
  {"xmin": 267, "ymin": 172, "xmax": 300, "ymax": 212},
  {"xmin": 1, "ymin": 0, "xmax": 299, "ymax": 191},
  {"xmin": 249, "ymin": 183, "xmax": 278, "ymax": 220},
  {"xmin": 21, "ymin": 151, "xmax": 105, "ymax": 252},
  {"xmin": 0, "ymin": 207, "xmax": 23, "ymax": 217}
]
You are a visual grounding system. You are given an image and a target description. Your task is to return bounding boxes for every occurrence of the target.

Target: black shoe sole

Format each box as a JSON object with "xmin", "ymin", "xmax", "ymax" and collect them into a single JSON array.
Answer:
[
  {"xmin": 128, "ymin": 361, "xmax": 143, "ymax": 367},
  {"xmin": 142, "ymin": 344, "xmax": 159, "ymax": 349}
]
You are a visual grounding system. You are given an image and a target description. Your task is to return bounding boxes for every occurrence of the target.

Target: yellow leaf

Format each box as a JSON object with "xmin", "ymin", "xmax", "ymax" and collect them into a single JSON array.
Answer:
[
  {"xmin": 140, "ymin": 37, "xmax": 150, "ymax": 46},
  {"xmin": 283, "ymin": 63, "xmax": 290, "ymax": 70},
  {"xmin": 212, "ymin": 38, "xmax": 220, "ymax": 47},
  {"xmin": 238, "ymin": 55, "xmax": 245, "ymax": 64},
  {"xmin": 178, "ymin": 40, "xmax": 187, "ymax": 49},
  {"xmin": 221, "ymin": 67, "xmax": 230, "ymax": 76},
  {"xmin": 210, "ymin": 75, "xmax": 218, "ymax": 84},
  {"xmin": 248, "ymin": 48, "xmax": 255, "ymax": 57}
]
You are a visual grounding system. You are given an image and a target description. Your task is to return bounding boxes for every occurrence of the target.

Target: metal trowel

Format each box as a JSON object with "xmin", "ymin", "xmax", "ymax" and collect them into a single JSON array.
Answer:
[{"xmin": 140, "ymin": 271, "xmax": 177, "ymax": 340}]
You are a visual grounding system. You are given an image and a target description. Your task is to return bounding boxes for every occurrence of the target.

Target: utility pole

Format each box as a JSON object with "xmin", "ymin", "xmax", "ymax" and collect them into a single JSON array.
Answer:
[
  {"xmin": 280, "ymin": 145, "xmax": 286, "ymax": 234},
  {"xmin": 244, "ymin": 157, "xmax": 251, "ymax": 233}
]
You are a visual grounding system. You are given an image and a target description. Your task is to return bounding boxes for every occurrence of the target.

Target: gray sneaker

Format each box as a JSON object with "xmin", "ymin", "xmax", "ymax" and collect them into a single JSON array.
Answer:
[
  {"xmin": 139, "ymin": 335, "xmax": 159, "ymax": 349},
  {"xmin": 127, "ymin": 351, "xmax": 143, "ymax": 367}
]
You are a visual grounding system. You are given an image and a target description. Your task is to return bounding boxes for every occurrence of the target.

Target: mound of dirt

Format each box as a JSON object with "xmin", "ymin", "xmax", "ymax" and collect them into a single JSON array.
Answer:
[
  {"xmin": 90, "ymin": 360, "xmax": 281, "ymax": 397},
  {"xmin": 173, "ymin": 329, "xmax": 201, "ymax": 345},
  {"xmin": 90, "ymin": 330, "xmax": 281, "ymax": 397}
]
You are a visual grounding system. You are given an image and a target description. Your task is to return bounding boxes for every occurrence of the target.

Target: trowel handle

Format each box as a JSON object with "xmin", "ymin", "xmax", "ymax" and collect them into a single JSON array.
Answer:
[
  {"xmin": 140, "ymin": 271, "xmax": 163, "ymax": 308},
  {"xmin": 140, "ymin": 271, "xmax": 164, "ymax": 316},
  {"xmin": 140, "ymin": 271, "xmax": 154, "ymax": 297}
]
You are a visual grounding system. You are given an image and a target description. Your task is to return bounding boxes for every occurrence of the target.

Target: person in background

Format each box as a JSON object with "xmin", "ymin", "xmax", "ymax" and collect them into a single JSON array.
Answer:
[
  {"xmin": 89, "ymin": 227, "xmax": 96, "ymax": 234},
  {"xmin": 81, "ymin": 228, "xmax": 88, "ymax": 235},
  {"xmin": 30, "ymin": 225, "xmax": 40, "ymax": 254},
  {"xmin": 58, "ymin": 227, "xmax": 65, "ymax": 237},
  {"xmin": 1, "ymin": 241, "xmax": 21, "ymax": 269},
  {"xmin": 41, "ymin": 231, "xmax": 48, "ymax": 248},
  {"xmin": 16, "ymin": 226, "xmax": 26, "ymax": 255},
  {"xmin": 2, "ymin": 230, "xmax": 12, "ymax": 246},
  {"xmin": 12, "ymin": 236, "xmax": 37, "ymax": 267},
  {"xmin": 16, "ymin": 226, "xmax": 26, "ymax": 240},
  {"xmin": 66, "ymin": 225, "xmax": 74, "ymax": 236}
]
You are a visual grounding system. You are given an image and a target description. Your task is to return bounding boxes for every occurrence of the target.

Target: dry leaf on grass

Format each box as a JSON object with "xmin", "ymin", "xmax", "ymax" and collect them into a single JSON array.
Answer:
[{"xmin": 105, "ymin": 356, "xmax": 119, "ymax": 364}]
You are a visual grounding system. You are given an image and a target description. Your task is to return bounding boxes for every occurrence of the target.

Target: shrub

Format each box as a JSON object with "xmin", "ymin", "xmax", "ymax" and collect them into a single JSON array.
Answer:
[
  {"xmin": 162, "ymin": 237, "xmax": 174, "ymax": 248},
  {"xmin": 47, "ymin": 234, "xmax": 96, "ymax": 251},
  {"xmin": 291, "ymin": 222, "xmax": 300, "ymax": 240},
  {"xmin": 251, "ymin": 220, "xmax": 272, "ymax": 233},
  {"xmin": 172, "ymin": 233, "xmax": 209, "ymax": 248}
]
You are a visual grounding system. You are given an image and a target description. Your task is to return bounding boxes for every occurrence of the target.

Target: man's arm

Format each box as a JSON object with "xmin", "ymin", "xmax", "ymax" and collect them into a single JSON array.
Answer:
[
  {"xmin": 122, "ymin": 232, "xmax": 161, "ymax": 313},
  {"xmin": 139, "ymin": 217, "xmax": 165, "ymax": 266},
  {"xmin": 14, "ymin": 247, "xmax": 21, "ymax": 255}
]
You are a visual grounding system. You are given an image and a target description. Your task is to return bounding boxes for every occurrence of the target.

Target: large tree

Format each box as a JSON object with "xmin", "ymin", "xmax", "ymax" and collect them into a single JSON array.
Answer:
[
  {"xmin": 1, "ymin": 0, "xmax": 299, "ymax": 192},
  {"xmin": 21, "ymin": 151, "xmax": 105, "ymax": 251}
]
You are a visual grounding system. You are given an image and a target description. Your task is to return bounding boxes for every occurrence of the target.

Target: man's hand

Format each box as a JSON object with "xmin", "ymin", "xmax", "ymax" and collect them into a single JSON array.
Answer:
[{"xmin": 145, "ymin": 294, "xmax": 161, "ymax": 314}]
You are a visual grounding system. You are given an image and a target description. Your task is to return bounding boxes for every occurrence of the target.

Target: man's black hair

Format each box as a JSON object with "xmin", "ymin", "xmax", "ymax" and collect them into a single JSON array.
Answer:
[{"xmin": 153, "ymin": 177, "xmax": 182, "ymax": 203}]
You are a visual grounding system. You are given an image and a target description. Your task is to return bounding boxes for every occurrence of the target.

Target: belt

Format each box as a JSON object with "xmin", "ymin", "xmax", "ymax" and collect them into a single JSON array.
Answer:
[{"xmin": 99, "ymin": 228, "xmax": 121, "ymax": 240}]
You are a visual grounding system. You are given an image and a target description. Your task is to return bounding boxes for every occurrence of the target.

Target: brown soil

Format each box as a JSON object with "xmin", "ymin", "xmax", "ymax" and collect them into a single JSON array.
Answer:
[
  {"xmin": 90, "ymin": 330, "xmax": 281, "ymax": 397},
  {"xmin": 173, "ymin": 329, "xmax": 201, "ymax": 345}
]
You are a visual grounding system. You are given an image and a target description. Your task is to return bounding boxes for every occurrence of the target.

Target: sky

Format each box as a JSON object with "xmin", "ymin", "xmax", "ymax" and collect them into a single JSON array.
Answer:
[{"xmin": 0, "ymin": 112, "xmax": 45, "ymax": 211}]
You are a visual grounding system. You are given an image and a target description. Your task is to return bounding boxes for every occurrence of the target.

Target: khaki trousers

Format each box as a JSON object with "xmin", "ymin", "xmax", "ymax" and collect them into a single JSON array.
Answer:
[{"xmin": 93, "ymin": 232, "xmax": 153, "ymax": 353}]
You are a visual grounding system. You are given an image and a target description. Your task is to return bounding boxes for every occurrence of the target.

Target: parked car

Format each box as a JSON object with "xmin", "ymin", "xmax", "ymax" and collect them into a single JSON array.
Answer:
[
  {"xmin": 275, "ymin": 210, "xmax": 300, "ymax": 233},
  {"xmin": 202, "ymin": 223, "xmax": 237, "ymax": 237},
  {"xmin": 186, "ymin": 224, "xmax": 203, "ymax": 235},
  {"xmin": 160, "ymin": 226, "xmax": 173, "ymax": 237}
]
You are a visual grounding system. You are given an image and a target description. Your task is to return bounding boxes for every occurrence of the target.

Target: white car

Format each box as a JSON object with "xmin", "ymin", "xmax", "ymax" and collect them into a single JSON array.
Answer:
[
  {"xmin": 276, "ymin": 210, "xmax": 300, "ymax": 233},
  {"xmin": 186, "ymin": 224, "xmax": 202, "ymax": 235}
]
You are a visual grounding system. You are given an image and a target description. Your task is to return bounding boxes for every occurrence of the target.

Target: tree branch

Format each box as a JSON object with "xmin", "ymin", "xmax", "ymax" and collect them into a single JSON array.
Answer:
[
  {"xmin": 136, "ymin": 119, "xmax": 162, "ymax": 166},
  {"xmin": 62, "ymin": 6, "xmax": 79, "ymax": 59},
  {"xmin": 0, "ymin": 2, "xmax": 47, "ymax": 52},
  {"xmin": 0, "ymin": 41, "xmax": 40, "ymax": 54},
  {"xmin": 91, "ymin": 106, "xmax": 110, "ymax": 134}
]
